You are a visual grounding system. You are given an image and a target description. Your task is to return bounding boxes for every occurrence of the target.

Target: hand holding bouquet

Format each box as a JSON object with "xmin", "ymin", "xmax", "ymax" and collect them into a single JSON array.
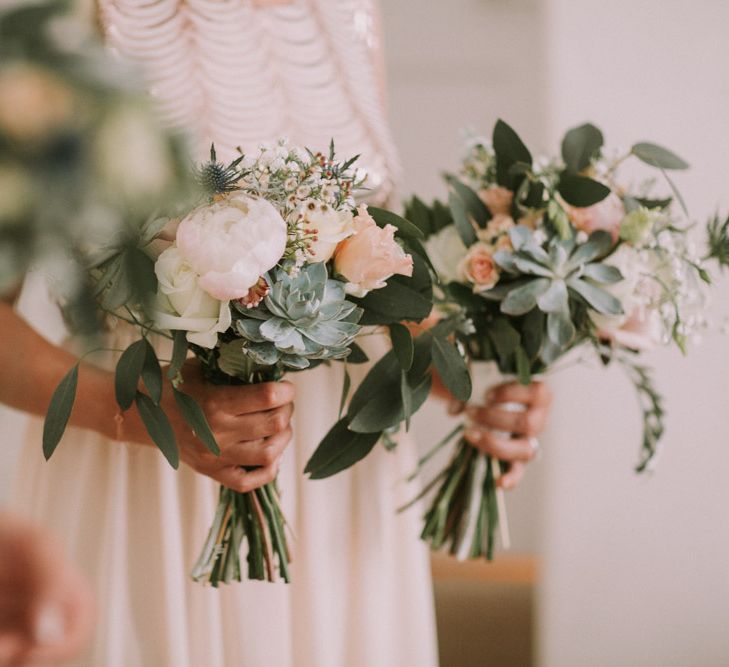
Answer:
[{"xmin": 406, "ymin": 120, "xmax": 709, "ymax": 560}]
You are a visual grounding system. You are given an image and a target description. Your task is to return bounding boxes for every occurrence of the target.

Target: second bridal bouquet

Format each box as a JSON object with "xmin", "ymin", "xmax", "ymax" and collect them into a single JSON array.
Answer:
[
  {"xmin": 44, "ymin": 139, "xmax": 432, "ymax": 586},
  {"xmin": 405, "ymin": 120, "xmax": 708, "ymax": 560}
]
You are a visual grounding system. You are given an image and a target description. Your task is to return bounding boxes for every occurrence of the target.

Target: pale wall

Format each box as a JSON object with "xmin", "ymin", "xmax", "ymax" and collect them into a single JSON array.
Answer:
[{"xmin": 538, "ymin": 1, "xmax": 729, "ymax": 665}]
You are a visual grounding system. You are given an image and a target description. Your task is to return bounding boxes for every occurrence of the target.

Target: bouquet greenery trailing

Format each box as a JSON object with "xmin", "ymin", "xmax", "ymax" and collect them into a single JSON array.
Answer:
[
  {"xmin": 405, "ymin": 119, "xmax": 709, "ymax": 560},
  {"xmin": 43, "ymin": 139, "xmax": 439, "ymax": 586},
  {"xmin": 0, "ymin": 0, "xmax": 189, "ymax": 322}
]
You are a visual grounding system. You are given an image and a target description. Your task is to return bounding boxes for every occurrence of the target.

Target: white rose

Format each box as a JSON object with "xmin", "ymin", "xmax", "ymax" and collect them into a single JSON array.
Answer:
[
  {"xmin": 176, "ymin": 193, "xmax": 287, "ymax": 300},
  {"xmin": 153, "ymin": 246, "xmax": 232, "ymax": 349},
  {"xmin": 300, "ymin": 201, "xmax": 355, "ymax": 262},
  {"xmin": 424, "ymin": 225, "xmax": 468, "ymax": 284}
]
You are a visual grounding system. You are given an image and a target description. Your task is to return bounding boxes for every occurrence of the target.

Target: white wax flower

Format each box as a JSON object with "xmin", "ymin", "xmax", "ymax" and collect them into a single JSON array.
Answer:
[{"xmin": 300, "ymin": 201, "xmax": 355, "ymax": 262}]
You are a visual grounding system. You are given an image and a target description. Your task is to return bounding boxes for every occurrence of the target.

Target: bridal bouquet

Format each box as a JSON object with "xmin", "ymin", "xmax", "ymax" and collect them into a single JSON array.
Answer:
[
  {"xmin": 405, "ymin": 120, "xmax": 708, "ymax": 560},
  {"xmin": 44, "ymin": 139, "xmax": 433, "ymax": 586}
]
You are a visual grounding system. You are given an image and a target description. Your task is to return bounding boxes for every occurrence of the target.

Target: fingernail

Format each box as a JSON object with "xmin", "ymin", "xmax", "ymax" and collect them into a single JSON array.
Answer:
[{"xmin": 464, "ymin": 428, "xmax": 481, "ymax": 443}]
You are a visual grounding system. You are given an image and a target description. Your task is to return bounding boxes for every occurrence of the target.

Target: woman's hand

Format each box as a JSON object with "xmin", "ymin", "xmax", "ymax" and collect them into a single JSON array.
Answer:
[
  {"xmin": 0, "ymin": 515, "xmax": 93, "ymax": 666},
  {"xmin": 121, "ymin": 361, "xmax": 296, "ymax": 493},
  {"xmin": 449, "ymin": 381, "xmax": 553, "ymax": 490}
]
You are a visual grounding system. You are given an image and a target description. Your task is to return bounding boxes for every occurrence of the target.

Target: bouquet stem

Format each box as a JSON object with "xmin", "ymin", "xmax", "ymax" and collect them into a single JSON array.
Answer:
[
  {"xmin": 190, "ymin": 356, "xmax": 290, "ymax": 586},
  {"xmin": 420, "ymin": 438, "xmax": 504, "ymax": 560}
]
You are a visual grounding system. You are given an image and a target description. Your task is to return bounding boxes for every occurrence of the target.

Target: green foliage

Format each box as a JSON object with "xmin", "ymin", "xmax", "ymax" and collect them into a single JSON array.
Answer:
[
  {"xmin": 115, "ymin": 339, "xmax": 148, "ymax": 410},
  {"xmin": 706, "ymin": 213, "xmax": 729, "ymax": 270},
  {"xmin": 135, "ymin": 391, "xmax": 179, "ymax": 468},
  {"xmin": 304, "ymin": 418, "xmax": 381, "ymax": 479},
  {"xmin": 631, "ymin": 142, "xmax": 689, "ymax": 170},
  {"xmin": 561, "ymin": 123, "xmax": 604, "ymax": 172},
  {"xmin": 493, "ymin": 119, "xmax": 532, "ymax": 188},
  {"xmin": 173, "ymin": 388, "xmax": 220, "ymax": 455},
  {"xmin": 389, "ymin": 323, "xmax": 414, "ymax": 371},
  {"xmin": 557, "ymin": 173, "xmax": 611, "ymax": 207},
  {"xmin": 42, "ymin": 363, "xmax": 79, "ymax": 460}
]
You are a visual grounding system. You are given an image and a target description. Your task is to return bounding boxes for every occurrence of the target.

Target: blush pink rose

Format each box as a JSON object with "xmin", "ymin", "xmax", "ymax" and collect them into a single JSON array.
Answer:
[
  {"xmin": 597, "ymin": 306, "xmax": 662, "ymax": 351},
  {"xmin": 333, "ymin": 206, "xmax": 413, "ymax": 297},
  {"xmin": 478, "ymin": 186, "xmax": 514, "ymax": 216},
  {"xmin": 458, "ymin": 242, "xmax": 500, "ymax": 292},
  {"xmin": 566, "ymin": 193, "xmax": 625, "ymax": 242}
]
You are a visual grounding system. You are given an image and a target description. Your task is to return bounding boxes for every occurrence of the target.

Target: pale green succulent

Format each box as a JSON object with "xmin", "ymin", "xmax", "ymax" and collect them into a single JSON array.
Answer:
[
  {"xmin": 490, "ymin": 226, "xmax": 624, "ymax": 359},
  {"xmin": 234, "ymin": 262, "xmax": 362, "ymax": 369}
]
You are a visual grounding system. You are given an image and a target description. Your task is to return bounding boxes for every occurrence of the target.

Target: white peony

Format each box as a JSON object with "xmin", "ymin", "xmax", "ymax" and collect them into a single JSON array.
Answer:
[
  {"xmin": 424, "ymin": 225, "xmax": 468, "ymax": 284},
  {"xmin": 153, "ymin": 246, "xmax": 232, "ymax": 349},
  {"xmin": 176, "ymin": 193, "xmax": 287, "ymax": 300},
  {"xmin": 300, "ymin": 201, "xmax": 355, "ymax": 262}
]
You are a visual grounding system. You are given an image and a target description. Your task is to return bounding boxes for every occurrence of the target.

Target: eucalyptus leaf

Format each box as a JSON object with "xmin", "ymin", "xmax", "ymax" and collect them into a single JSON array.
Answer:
[
  {"xmin": 347, "ymin": 343, "xmax": 369, "ymax": 364},
  {"xmin": 135, "ymin": 392, "xmax": 179, "ymax": 468},
  {"xmin": 431, "ymin": 335, "xmax": 471, "ymax": 402},
  {"xmin": 493, "ymin": 119, "xmax": 532, "ymax": 174},
  {"xmin": 173, "ymin": 388, "xmax": 220, "ymax": 455},
  {"xmin": 389, "ymin": 322, "xmax": 414, "ymax": 371},
  {"xmin": 401, "ymin": 370, "xmax": 413, "ymax": 428},
  {"xmin": 115, "ymin": 339, "xmax": 147, "ymax": 410},
  {"xmin": 167, "ymin": 330, "xmax": 188, "ymax": 379},
  {"xmin": 338, "ymin": 366, "xmax": 351, "ymax": 419},
  {"xmin": 42, "ymin": 364, "xmax": 79, "ymax": 460},
  {"xmin": 632, "ymin": 142, "xmax": 689, "ymax": 170},
  {"xmin": 446, "ymin": 175, "xmax": 491, "ymax": 228},
  {"xmin": 558, "ymin": 173, "xmax": 611, "ymax": 207},
  {"xmin": 141, "ymin": 339, "xmax": 163, "ymax": 404},
  {"xmin": 305, "ymin": 419, "xmax": 381, "ymax": 479},
  {"xmin": 561, "ymin": 123, "xmax": 603, "ymax": 172},
  {"xmin": 448, "ymin": 190, "xmax": 478, "ymax": 246},
  {"xmin": 348, "ymin": 375, "xmax": 431, "ymax": 433}
]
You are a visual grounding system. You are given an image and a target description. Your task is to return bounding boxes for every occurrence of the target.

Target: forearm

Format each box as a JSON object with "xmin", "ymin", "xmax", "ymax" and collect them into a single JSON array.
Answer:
[{"xmin": 0, "ymin": 301, "xmax": 120, "ymax": 440}]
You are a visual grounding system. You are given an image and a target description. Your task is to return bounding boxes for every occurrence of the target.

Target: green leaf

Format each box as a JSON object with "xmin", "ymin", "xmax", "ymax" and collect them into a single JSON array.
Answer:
[
  {"xmin": 167, "ymin": 330, "xmax": 188, "ymax": 379},
  {"xmin": 173, "ymin": 388, "xmax": 220, "ymax": 455},
  {"xmin": 431, "ymin": 335, "xmax": 471, "ymax": 402},
  {"xmin": 487, "ymin": 318, "xmax": 521, "ymax": 365},
  {"xmin": 401, "ymin": 370, "xmax": 413, "ymax": 429},
  {"xmin": 561, "ymin": 123, "xmax": 603, "ymax": 172},
  {"xmin": 42, "ymin": 364, "xmax": 79, "ymax": 460},
  {"xmin": 115, "ymin": 340, "xmax": 147, "ymax": 410},
  {"xmin": 558, "ymin": 173, "xmax": 611, "ymax": 207},
  {"xmin": 135, "ymin": 392, "xmax": 179, "ymax": 468},
  {"xmin": 448, "ymin": 190, "xmax": 478, "ymax": 246},
  {"xmin": 389, "ymin": 323, "xmax": 414, "ymax": 371},
  {"xmin": 446, "ymin": 175, "xmax": 492, "ymax": 228},
  {"xmin": 515, "ymin": 346, "xmax": 531, "ymax": 385},
  {"xmin": 347, "ymin": 342, "xmax": 369, "ymax": 364},
  {"xmin": 338, "ymin": 366, "xmax": 351, "ymax": 419},
  {"xmin": 354, "ymin": 273, "xmax": 432, "ymax": 325},
  {"xmin": 141, "ymin": 339, "xmax": 163, "ymax": 404},
  {"xmin": 632, "ymin": 142, "xmax": 689, "ymax": 170},
  {"xmin": 348, "ymin": 375, "xmax": 432, "ymax": 433},
  {"xmin": 305, "ymin": 418, "xmax": 381, "ymax": 478},
  {"xmin": 404, "ymin": 196, "xmax": 433, "ymax": 236},
  {"xmin": 347, "ymin": 348, "xmax": 401, "ymax": 418},
  {"xmin": 367, "ymin": 206, "xmax": 424, "ymax": 240},
  {"xmin": 493, "ymin": 119, "xmax": 532, "ymax": 181}
]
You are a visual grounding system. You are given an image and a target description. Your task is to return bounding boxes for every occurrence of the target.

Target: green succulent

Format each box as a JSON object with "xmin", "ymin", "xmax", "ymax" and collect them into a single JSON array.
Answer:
[
  {"xmin": 490, "ymin": 226, "xmax": 624, "ymax": 359},
  {"xmin": 234, "ymin": 262, "xmax": 362, "ymax": 369}
]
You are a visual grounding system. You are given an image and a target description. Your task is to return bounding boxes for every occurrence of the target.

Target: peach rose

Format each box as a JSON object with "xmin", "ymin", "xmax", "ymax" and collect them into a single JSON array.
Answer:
[
  {"xmin": 566, "ymin": 193, "xmax": 624, "ymax": 242},
  {"xmin": 333, "ymin": 206, "xmax": 413, "ymax": 297},
  {"xmin": 478, "ymin": 186, "xmax": 513, "ymax": 216},
  {"xmin": 458, "ymin": 242, "xmax": 500, "ymax": 292}
]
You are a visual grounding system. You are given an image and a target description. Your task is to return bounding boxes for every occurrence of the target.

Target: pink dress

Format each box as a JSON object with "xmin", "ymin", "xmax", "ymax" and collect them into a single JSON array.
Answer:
[{"xmin": 11, "ymin": 1, "xmax": 438, "ymax": 665}]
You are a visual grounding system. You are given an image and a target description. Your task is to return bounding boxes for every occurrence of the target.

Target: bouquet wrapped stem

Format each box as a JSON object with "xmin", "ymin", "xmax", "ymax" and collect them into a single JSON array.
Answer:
[{"xmin": 190, "ymin": 357, "xmax": 290, "ymax": 586}]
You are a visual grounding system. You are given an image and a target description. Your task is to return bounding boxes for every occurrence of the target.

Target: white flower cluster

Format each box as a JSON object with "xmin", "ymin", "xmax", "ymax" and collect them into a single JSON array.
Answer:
[{"xmin": 236, "ymin": 138, "xmax": 362, "ymax": 270}]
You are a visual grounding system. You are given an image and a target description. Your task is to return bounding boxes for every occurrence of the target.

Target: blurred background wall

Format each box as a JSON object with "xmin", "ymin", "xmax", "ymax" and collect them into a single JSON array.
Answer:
[{"xmin": 2, "ymin": 1, "xmax": 728, "ymax": 666}]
